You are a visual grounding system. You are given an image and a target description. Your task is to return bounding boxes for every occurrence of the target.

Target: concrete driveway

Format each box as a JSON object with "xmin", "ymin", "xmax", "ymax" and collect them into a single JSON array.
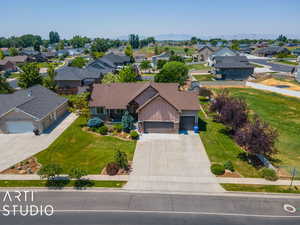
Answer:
[
  {"xmin": 0, "ymin": 113, "xmax": 77, "ymax": 172},
  {"xmin": 125, "ymin": 133, "xmax": 224, "ymax": 193}
]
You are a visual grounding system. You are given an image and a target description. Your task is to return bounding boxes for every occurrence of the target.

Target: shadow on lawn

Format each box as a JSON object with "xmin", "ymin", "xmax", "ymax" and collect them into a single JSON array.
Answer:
[{"xmin": 198, "ymin": 117, "xmax": 207, "ymax": 132}]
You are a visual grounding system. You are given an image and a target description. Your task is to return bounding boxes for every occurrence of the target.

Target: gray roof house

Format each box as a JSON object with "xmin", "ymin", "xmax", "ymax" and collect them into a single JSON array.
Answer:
[
  {"xmin": 208, "ymin": 48, "xmax": 239, "ymax": 66},
  {"xmin": 0, "ymin": 85, "xmax": 68, "ymax": 133},
  {"xmin": 254, "ymin": 46, "xmax": 290, "ymax": 57},
  {"xmin": 55, "ymin": 53, "xmax": 130, "ymax": 92},
  {"xmin": 212, "ymin": 56, "xmax": 254, "ymax": 80}
]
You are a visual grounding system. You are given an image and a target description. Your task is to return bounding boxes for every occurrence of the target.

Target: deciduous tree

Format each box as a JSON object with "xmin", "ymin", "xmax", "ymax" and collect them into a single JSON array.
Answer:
[{"xmin": 18, "ymin": 63, "xmax": 43, "ymax": 88}]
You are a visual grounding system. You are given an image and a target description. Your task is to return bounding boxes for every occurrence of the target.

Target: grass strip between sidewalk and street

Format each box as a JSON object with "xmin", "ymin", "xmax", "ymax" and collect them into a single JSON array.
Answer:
[
  {"xmin": 221, "ymin": 183, "xmax": 300, "ymax": 194},
  {"xmin": 0, "ymin": 180, "xmax": 126, "ymax": 188}
]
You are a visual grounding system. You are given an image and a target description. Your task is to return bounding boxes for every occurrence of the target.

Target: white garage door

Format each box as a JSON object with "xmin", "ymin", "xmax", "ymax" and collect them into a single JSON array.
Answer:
[{"xmin": 6, "ymin": 121, "xmax": 34, "ymax": 133}]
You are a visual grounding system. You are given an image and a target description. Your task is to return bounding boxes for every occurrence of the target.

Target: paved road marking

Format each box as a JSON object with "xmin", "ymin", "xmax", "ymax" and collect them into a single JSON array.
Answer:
[
  {"xmin": 0, "ymin": 209, "xmax": 299, "ymax": 218},
  {"xmin": 284, "ymin": 204, "xmax": 297, "ymax": 213}
]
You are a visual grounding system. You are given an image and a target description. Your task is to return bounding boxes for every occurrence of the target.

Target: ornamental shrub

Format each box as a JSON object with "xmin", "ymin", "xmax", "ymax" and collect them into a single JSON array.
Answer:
[
  {"xmin": 106, "ymin": 162, "xmax": 119, "ymax": 176},
  {"xmin": 210, "ymin": 164, "xmax": 225, "ymax": 175},
  {"xmin": 87, "ymin": 117, "xmax": 103, "ymax": 128},
  {"xmin": 261, "ymin": 168, "xmax": 278, "ymax": 181},
  {"xmin": 98, "ymin": 125, "xmax": 108, "ymax": 135},
  {"xmin": 114, "ymin": 150, "xmax": 128, "ymax": 170},
  {"xmin": 224, "ymin": 161, "xmax": 234, "ymax": 172},
  {"xmin": 130, "ymin": 130, "xmax": 139, "ymax": 140},
  {"xmin": 113, "ymin": 124, "xmax": 123, "ymax": 133}
]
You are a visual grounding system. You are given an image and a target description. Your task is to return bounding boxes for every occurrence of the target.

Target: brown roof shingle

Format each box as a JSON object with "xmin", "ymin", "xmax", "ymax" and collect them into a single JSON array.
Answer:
[{"xmin": 89, "ymin": 82, "xmax": 199, "ymax": 111}]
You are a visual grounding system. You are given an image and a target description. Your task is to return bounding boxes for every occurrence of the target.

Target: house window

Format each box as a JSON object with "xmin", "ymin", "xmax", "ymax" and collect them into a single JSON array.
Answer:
[{"xmin": 96, "ymin": 107, "xmax": 105, "ymax": 115}]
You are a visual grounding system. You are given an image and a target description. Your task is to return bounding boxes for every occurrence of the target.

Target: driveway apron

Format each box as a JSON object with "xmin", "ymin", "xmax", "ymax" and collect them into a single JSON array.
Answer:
[{"xmin": 125, "ymin": 133, "xmax": 224, "ymax": 193}]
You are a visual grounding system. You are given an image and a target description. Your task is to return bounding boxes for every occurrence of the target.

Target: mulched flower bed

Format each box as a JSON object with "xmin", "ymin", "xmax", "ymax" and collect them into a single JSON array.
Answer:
[
  {"xmin": 100, "ymin": 161, "xmax": 132, "ymax": 176},
  {"xmin": 0, "ymin": 157, "xmax": 41, "ymax": 174}
]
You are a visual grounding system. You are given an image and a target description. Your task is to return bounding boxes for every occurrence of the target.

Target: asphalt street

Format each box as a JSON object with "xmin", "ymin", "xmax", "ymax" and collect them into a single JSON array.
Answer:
[
  {"xmin": 250, "ymin": 59, "xmax": 296, "ymax": 72},
  {"xmin": 0, "ymin": 191, "xmax": 299, "ymax": 225}
]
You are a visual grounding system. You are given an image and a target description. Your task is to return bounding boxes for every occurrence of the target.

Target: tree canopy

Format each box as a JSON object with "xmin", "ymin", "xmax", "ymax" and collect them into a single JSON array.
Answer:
[
  {"xmin": 70, "ymin": 35, "xmax": 90, "ymax": 48},
  {"xmin": 49, "ymin": 31, "xmax": 60, "ymax": 44},
  {"xmin": 43, "ymin": 65, "xmax": 57, "ymax": 91},
  {"xmin": 18, "ymin": 63, "xmax": 43, "ymax": 88},
  {"xmin": 0, "ymin": 76, "xmax": 13, "ymax": 94},
  {"xmin": 129, "ymin": 34, "xmax": 140, "ymax": 49},
  {"xmin": 69, "ymin": 57, "xmax": 87, "ymax": 68},
  {"xmin": 154, "ymin": 61, "xmax": 188, "ymax": 85},
  {"xmin": 118, "ymin": 66, "xmax": 139, "ymax": 82}
]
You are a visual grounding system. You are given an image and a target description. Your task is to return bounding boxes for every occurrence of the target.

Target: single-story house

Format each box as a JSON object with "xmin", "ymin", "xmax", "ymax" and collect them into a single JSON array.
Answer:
[
  {"xmin": 3, "ymin": 55, "xmax": 29, "ymax": 65},
  {"xmin": 152, "ymin": 52, "xmax": 171, "ymax": 67},
  {"xmin": 0, "ymin": 85, "xmax": 68, "ymax": 134},
  {"xmin": 55, "ymin": 66, "xmax": 107, "ymax": 89},
  {"xmin": 89, "ymin": 82, "xmax": 200, "ymax": 133},
  {"xmin": 0, "ymin": 59, "xmax": 16, "ymax": 72},
  {"xmin": 296, "ymin": 66, "xmax": 300, "ymax": 83},
  {"xmin": 194, "ymin": 46, "xmax": 219, "ymax": 62},
  {"xmin": 212, "ymin": 56, "xmax": 254, "ymax": 80},
  {"xmin": 254, "ymin": 46, "xmax": 290, "ymax": 57}
]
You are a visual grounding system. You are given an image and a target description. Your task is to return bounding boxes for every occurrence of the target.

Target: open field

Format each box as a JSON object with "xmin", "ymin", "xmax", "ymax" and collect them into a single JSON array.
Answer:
[
  {"xmin": 259, "ymin": 78, "xmax": 300, "ymax": 91},
  {"xmin": 225, "ymin": 88, "xmax": 300, "ymax": 176},
  {"xmin": 136, "ymin": 46, "xmax": 196, "ymax": 57},
  {"xmin": 35, "ymin": 117, "xmax": 136, "ymax": 174}
]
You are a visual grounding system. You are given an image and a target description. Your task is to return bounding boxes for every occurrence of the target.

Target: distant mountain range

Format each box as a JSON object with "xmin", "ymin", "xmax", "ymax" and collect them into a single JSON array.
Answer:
[{"xmin": 116, "ymin": 33, "xmax": 300, "ymax": 41}]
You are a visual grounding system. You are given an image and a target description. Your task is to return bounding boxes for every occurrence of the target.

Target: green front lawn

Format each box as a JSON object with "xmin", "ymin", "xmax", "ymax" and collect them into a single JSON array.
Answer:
[
  {"xmin": 199, "ymin": 111, "xmax": 261, "ymax": 177},
  {"xmin": 35, "ymin": 117, "xmax": 136, "ymax": 174},
  {"xmin": 250, "ymin": 63, "xmax": 264, "ymax": 68},
  {"xmin": 187, "ymin": 64, "xmax": 211, "ymax": 71},
  {"xmin": 223, "ymin": 88, "xmax": 300, "ymax": 176},
  {"xmin": 193, "ymin": 74, "xmax": 215, "ymax": 81},
  {"xmin": 36, "ymin": 62, "xmax": 62, "ymax": 68},
  {"xmin": 0, "ymin": 180, "xmax": 126, "ymax": 188},
  {"xmin": 221, "ymin": 184, "xmax": 300, "ymax": 194}
]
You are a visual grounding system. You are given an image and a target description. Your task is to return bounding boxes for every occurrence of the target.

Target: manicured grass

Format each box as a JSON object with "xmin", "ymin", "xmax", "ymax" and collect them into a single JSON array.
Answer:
[
  {"xmin": 0, "ymin": 180, "xmax": 126, "ymax": 188},
  {"xmin": 187, "ymin": 64, "xmax": 211, "ymax": 71},
  {"xmin": 141, "ymin": 73, "xmax": 156, "ymax": 76},
  {"xmin": 198, "ymin": 111, "xmax": 261, "ymax": 178},
  {"xmin": 225, "ymin": 88, "xmax": 300, "ymax": 175},
  {"xmin": 36, "ymin": 62, "xmax": 62, "ymax": 68},
  {"xmin": 193, "ymin": 74, "xmax": 215, "ymax": 81},
  {"xmin": 274, "ymin": 60, "xmax": 299, "ymax": 66},
  {"xmin": 35, "ymin": 117, "xmax": 136, "ymax": 174},
  {"xmin": 250, "ymin": 63, "xmax": 264, "ymax": 68},
  {"xmin": 221, "ymin": 184, "xmax": 300, "ymax": 194}
]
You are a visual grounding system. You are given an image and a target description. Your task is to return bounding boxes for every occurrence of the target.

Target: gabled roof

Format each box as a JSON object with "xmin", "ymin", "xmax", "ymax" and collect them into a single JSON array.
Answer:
[
  {"xmin": 4, "ymin": 55, "xmax": 28, "ymax": 63},
  {"xmin": 0, "ymin": 85, "xmax": 68, "ymax": 120},
  {"xmin": 89, "ymin": 82, "xmax": 199, "ymax": 111},
  {"xmin": 214, "ymin": 56, "xmax": 254, "ymax": 69},
  {"xmin": 198, "ymin": 45, "xmax": 219, "ymax": 53},
  {"xmin": 254, "ymin": 46, "xmax": 290, "ymax": 55},
  {"xmin": 212, "ymin": 47, "xmax": 239, "ymax": 58},
  {"xmin": 55, "ymin": 66, "xmax": 84, "ymax": 81}
]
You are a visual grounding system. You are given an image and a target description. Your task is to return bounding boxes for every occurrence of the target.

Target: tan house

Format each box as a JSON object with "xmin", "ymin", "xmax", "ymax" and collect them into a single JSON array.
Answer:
[
  {"xmin": 0, "ymin": 59, "xmax": 16, "ymax": 72},
  {"xmin": 3, "ymin": 55, "xmax": 28, "ymax": 65},
  {"xmin": 194, "ymin": 46, "xmax": 219, "ymax": 62},
  {"xmin": 0, "ymin": 85, "xmax": 68, "ymax": 134},
  {"xmin": 89, "ymin": 82, "xmax": 200, "ymax": 133}
]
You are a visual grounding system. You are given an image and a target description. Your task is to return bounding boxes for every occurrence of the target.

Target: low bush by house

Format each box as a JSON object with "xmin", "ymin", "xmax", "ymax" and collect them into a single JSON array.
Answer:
[
  {"xmin": 211, "ymin": 164, "xmax": 225, "ymax": 175},
  {"xmin": 261, "ymin": 168, "xmax": 278, "ymax": 181}
]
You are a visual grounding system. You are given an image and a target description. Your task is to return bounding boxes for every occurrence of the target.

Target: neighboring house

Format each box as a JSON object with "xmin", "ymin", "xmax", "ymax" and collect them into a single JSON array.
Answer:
[
  {"xmin": 254, "ymin": 46, "xmax": 290, "ymax": 57},
  {"xmin": 152, "ymin": 52, "xmax": 171, "ymax": 67},
  {"xmin": 212, "ymin": 56, "xmax": 254, "ymax": 80},
  {"xmin": 89, "ymin": 82, "xmax": 200, "ymax": 133},
  {"xmin": 21, "ymin": 49, "xmax": 40, "ymax": 57},
  {"xmin": 3, "ymin": 55, "xmax": 28, "ymax": 65},
  {"xmin": 0, "ymin": 85, "xmax": 68, "ymax": 134},
  {"xmin": 194, "ymin": 46, "xmax": 219, "ymax": 62},
  {"xmin": 292, "ymin": 48, "xmax": 300, "ymax": 56},
  {"xmin": 208, "ymin": 47, "xmax": 239, "ymax": 66},
  {"xmin": 134, "ymin": 54, "xmax": 147, "ymax": 63},
  {"xmin": 55, "ymin": 66, "xmax": 105, "ymax": 89},
  {"xmin": 0, "ymin": 59, "xmax": 17, "ymax": 72}
]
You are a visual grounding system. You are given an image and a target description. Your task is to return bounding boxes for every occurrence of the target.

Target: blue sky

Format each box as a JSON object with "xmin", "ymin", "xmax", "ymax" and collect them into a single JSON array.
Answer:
[{"xmin": 1, "ymin": 0, "xmax": 300, "ymax": 38}]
